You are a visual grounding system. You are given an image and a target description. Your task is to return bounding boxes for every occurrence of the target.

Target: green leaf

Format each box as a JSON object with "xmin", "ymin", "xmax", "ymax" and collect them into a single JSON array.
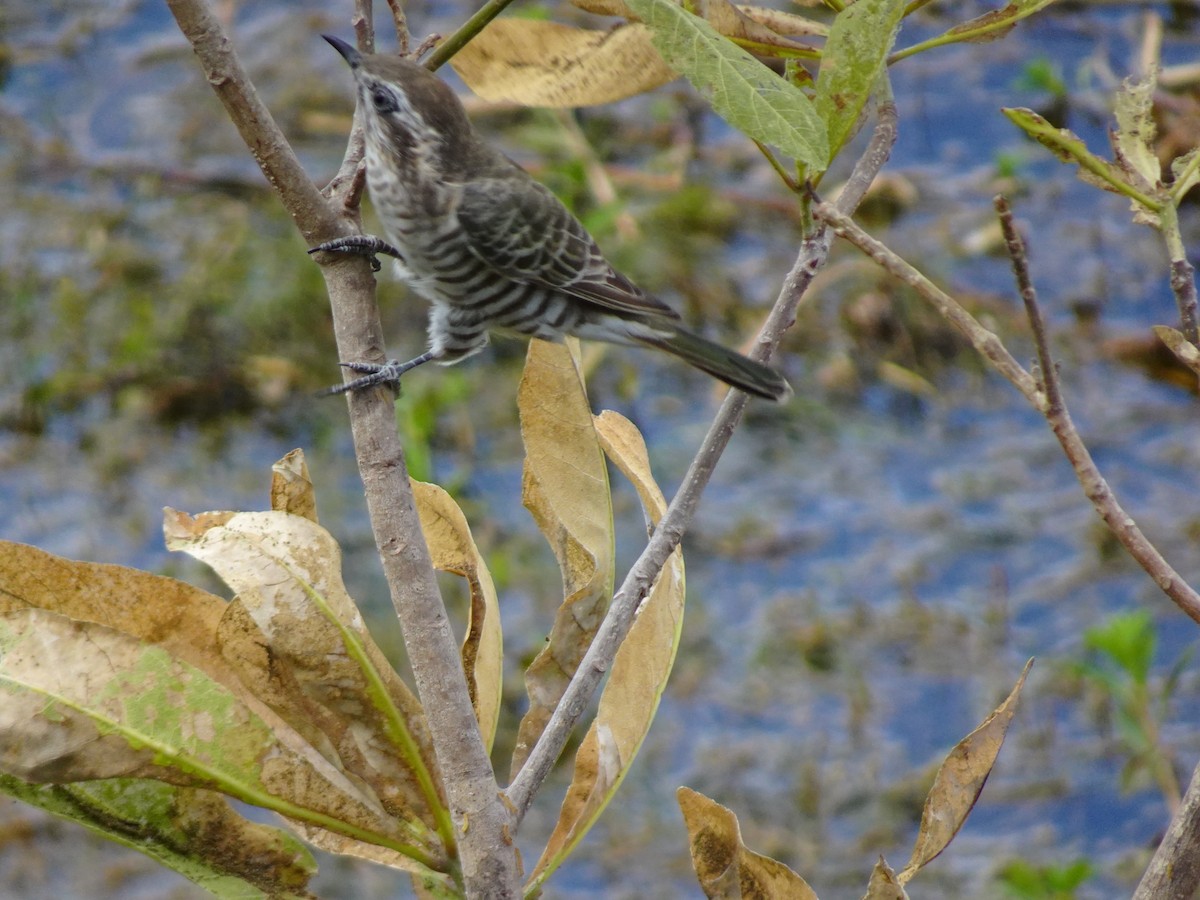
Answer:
[
  {"xmin": 0, "ymin": 776, "xmax": 316, "ymax": 899},
  {"xmin": 1003, "ymin": 107, "xmax": 1164, "ymax": 215},
  {"xmin": 1170, "ymin": 148, "xmax": 1200, "ymax": 203},
  {"xmin": 1112, "ymin": 73, "xmax": 1161, "ymax": 189},
  {"xmin": 624, "ymin": 0, "xmax": 828, "ymax": 169},
  {"xmin": 0, "ymin": 608, "xmax": 435, "ymax": 869},
  {"xmin": 1083, "ymin": 610, "xmax": 1154, "ymax": 684},
  {"xmin": 813, "ymin": 0, "xmax": 906, "ymax": 158},
  {"xmin": 891, "ymin": 0, "xmax": 1061, "ymax": 62}
]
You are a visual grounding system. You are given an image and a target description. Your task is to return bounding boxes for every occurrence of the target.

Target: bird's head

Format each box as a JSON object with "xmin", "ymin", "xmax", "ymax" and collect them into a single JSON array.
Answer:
[{"xmin": 322, "ymin": 35, "xmax": 476, "ymax": 176}]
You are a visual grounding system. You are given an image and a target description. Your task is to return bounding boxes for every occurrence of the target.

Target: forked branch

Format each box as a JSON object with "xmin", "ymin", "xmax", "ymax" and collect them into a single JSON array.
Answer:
[{"xmin": 813, "ymin": 199, "xmax": 1200, "ymax": 626}]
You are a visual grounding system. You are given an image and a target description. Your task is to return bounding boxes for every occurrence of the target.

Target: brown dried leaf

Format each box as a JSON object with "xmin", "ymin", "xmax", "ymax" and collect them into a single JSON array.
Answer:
[
  {"xmin": 863, "ymin": 856, "xmax": 908, "ymax": 899},
  {"xmin": 163, "ymin": 508, "xmax": 447, "ymax": 838},
  {"xmin": 452, "ymin": 19, "xmax": 676, "ymax": 107},
  {"xmin": 0, "ymin": 541, "xmax": 229, "ymax": 688},
  {"xmin": 677, "ymin": 786, "xmax": 818, "ymax": 899},
  {"xmin": 0, "ymin": 538, "xmax": 396, "ymax": 836},
  {"xmin": 571, "ymin": 0, "xmax": 826, "ymax": 39},
  {"xmin": 941, "ymin": 0, "xmax": 1057, "ymax": 46},
  {"xmin": 571, "ymin": 0, "xmax": 635, "ymax": 15},
  {"xmin": 946, "ymin": 5, "xmax": 1019, "ymax": 43},
  {"xmin": 528, "ymin": 411, "xmax": 684, "ymax": 888},
  {"xmin": 216, "ymin": 599, "xmax": 345, "ymax": 771},
  {"xmin": 737, "ymin": 5, "xmax": 828, "ymax": 38},
  {"xmin": 511, "ymin": 340, "xmax": 615, "ymax": 776},
  {"xmin": 898, "ymin": 659, "xmax": 1034, "ymax": 883},
  {"xmin": 271, "ymin": 448, "xmax": 319, "ymax": 523},
  {"xmin": 693, "ymin": 0, "xmax": 813, "ymax": 54},
  {"xmin": 1153, "ymin": 325, "xmax": 1200, "ymax": 376},
  {"xmin": 411, "ymin": 479, "xmax": 503, "ymax": 752}
]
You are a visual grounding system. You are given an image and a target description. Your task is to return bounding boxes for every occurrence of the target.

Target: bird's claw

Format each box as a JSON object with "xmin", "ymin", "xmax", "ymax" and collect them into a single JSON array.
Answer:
[
  {"xmin": 321, "ymin": 360, "xmax": 405, "ymax": 396},
  {"xmin": 308, "ymin": 235, "xmax": 405, "ymax": 273}
]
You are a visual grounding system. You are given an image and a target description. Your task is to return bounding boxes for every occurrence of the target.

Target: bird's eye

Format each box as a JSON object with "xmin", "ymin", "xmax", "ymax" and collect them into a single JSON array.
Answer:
[{"xmin": 370, "ymin": 86, "xmax": 398, "ymax": 113}]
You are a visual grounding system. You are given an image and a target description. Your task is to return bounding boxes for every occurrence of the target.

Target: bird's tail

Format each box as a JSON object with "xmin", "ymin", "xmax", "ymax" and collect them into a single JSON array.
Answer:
[{"xmin": 636, "ymin": 329, "xmax": 791, "ymax": 402}]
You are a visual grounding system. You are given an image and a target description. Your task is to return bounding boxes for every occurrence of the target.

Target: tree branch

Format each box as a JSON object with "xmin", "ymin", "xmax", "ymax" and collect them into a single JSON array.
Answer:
[
  {"xmin": 165, "ymin": 3, "xmax": 520, "ymax": 895},
  {"xmin": 506, "ymin": 108, "xmax": 899, "ymax": 820},
  {"xmin": 1133, "ymin": 756, "xmax": 1200, "ymax": 900},
  {"xmin": 813, "ymin": 197, "xmax": 1200, "ymax": 626},
  {"xmin": 423, "ymin": 0, "xmax": 522, "ymax": 71}
]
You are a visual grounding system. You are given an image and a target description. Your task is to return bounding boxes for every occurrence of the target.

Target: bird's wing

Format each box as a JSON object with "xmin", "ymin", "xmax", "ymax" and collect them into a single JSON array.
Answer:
[{"xmin": 456, "ymin": 175, "xmax": 680, "ymax": 322}]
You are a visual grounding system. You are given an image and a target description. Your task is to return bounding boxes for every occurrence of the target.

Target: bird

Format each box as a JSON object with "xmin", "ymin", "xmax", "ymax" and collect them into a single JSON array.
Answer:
[{"xmin": 309, "ymin": 34, "xmax": 791, "ymax": 402}]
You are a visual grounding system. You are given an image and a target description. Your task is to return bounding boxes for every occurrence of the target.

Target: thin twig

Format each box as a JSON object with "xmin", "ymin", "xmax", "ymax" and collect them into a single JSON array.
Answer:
[
  {"xmin": 814, "ymin": 200, "xmax": 1041, "ymax": 401},
  {"xmin": 1170, "ymin": 256, "xmax": 1200, "ymax": 346},
  {"xmin": 423, "ymin": 0, "xmax": 521, "ymax": 71},
  {"xmin": 995, "ymin": 196, "xmax": 1061, "ymax": 412},
  {"xmin": 167, "ymin": 2, "xmax": 521, "ymax": 894},
  {"xmin": 1133, "ymin": 757, "xmax": 1200, "ymax": 900},
  {"xmin": 506, "ymin": 108, "xmax": 899, "ymax": 820},
  {"xmin": 815, "ymin": 199, "xmax": 1200, "ymax": 626},
  {"xmin": 384, "ymin": 0, "xmax": 410, "ymax": 54}
]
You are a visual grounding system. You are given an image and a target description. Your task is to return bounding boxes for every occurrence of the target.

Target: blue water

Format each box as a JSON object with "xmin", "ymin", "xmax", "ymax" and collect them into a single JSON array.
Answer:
[{"xmin": 2, "ymin": 2, "xmax": 1199, "ymax": 898}]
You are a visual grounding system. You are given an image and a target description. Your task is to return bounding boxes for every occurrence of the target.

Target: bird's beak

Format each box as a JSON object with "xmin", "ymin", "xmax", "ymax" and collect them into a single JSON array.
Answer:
[{"xmin": 322, "ymin": 34, "xmax": 361, "ymax": 68}]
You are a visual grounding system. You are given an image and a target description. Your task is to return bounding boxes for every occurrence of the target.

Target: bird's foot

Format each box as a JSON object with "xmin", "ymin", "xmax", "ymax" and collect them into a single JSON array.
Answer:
[
  {"xmin": 321, "ymin": 351, "xmax": 437, "ymax": 396},
  {"xmin": 308, "ymin": 235, "xmax": 405, "ymax": 273},
  {"xmin": 321, "ymin": 360, "xmax": 406, "ymax": 396}
]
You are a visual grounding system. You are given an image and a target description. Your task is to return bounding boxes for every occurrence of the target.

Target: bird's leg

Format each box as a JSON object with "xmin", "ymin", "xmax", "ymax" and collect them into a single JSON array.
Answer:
[
  {"xmin": 322, "ymin": 350, "xmax": 439, "ymax": 396},
  {"xmin": 308, "ymin": 235, "xmax": 405, "ymax": 273}
]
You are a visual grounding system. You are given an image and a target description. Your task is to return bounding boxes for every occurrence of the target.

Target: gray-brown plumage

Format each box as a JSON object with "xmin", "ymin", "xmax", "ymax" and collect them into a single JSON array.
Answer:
[{"xmin": 311, "ymin": 35, "xmax": 791, "ymax": 402}]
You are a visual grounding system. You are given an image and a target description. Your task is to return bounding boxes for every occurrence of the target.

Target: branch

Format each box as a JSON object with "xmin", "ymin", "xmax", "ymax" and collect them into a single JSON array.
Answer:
[
  {"xmin": 423, "ymin": 0, "xmax": 521, "ymax": 71},
  {"xmin": 814, "ymin": 200, "xmax": 1040, "ymax": 400},
  {"xmin": 506, "ymin": 108, "xmax": 899, "ymax": 820},
  {"xmin": 1133, "ymin": 756, "xmax": 1200, "ymax": 900},
  {"xmin": 166, "ymin": 2, "xmax": 520, "ymax": 894},
  {"xmin": 994, "ymin": 196, "xmax": 1200, "ymax": 625},
  {"xmin": 813, "ymin": 197, "xmax": 1200, "ymax": 626}
]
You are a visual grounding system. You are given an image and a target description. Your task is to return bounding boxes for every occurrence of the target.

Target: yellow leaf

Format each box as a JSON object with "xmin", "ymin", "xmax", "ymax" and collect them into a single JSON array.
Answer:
[
  {"xmin": 528, "ymin": 411, "xmax": 684, "ymax": 888},
  {"xmin": 164, "ymin": 508, "xmax": 449, "ymax": 847},
  {"xmin": 511, "ymin": 340, "xmax": 615, "ymax": 775},
  {"xmin": 452, "ymin": 20, "xmax": 676, "ymax": 107},
  {"xmin": 411, "ymin": 479, "xmax": 503, "ymax": 753}
]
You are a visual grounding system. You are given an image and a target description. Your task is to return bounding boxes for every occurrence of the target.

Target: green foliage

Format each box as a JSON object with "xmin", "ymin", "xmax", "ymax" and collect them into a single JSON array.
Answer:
[
  {"xmin": 1014, "ymin": 57, "xmax": 1067, "ymax": 97},
  {"xmin": 1073, "ymin": 610, "xmax": 1190, "ymax": 806},
  {"xmin": 996, "ymin": 858, "xmax": 1093, "ymax": 899},
  {"xmin": 813, "ymin": 0, "xmax": 906, "ymax": 161},
  {"xmin": 623, "ymin": 0, "xmax": 828, "ymax": 170}
]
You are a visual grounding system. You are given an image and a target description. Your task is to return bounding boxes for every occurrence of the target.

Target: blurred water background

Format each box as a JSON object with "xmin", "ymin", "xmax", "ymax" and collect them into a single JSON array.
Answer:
[{"xmin": 2, "ymin": 1, "xmax": 1200, "ymax": 897}]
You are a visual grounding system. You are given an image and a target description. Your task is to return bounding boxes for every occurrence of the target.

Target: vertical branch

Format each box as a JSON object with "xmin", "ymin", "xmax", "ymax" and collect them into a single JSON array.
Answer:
[
  {"xmin": 383, "ymin": 0, "xmax": 411, "ymax": 54},
  {"xmin": 1133, "ymin": 757, "xmax": 1200, "ymax": 900},
  {"xmin": 166, "ymin": 2, "xmax": 521, "ymax": 895},
  {"xmin": 995, "ymin": 196, "xmax": 1061, "ymax": 412},
  {"xmin": 1157, "ymin": 205, "xmax": 1200, "ymax": 348}
]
